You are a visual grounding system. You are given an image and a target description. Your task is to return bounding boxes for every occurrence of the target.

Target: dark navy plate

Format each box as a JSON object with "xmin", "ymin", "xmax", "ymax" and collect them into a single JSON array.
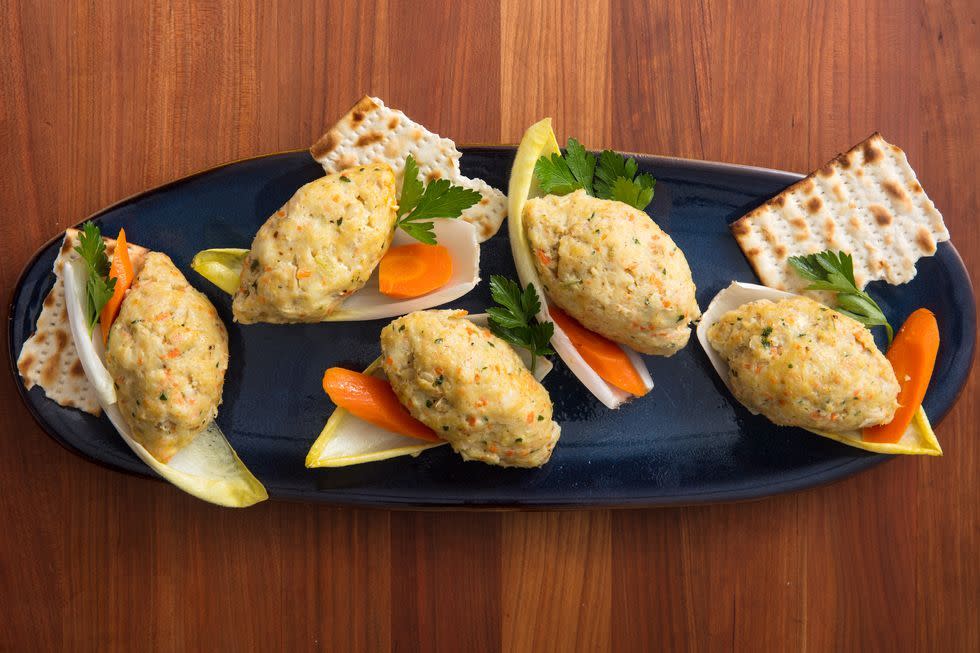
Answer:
[{"xmin": 8, "ymin": 148, "xmax": 976, "ymax": 507}]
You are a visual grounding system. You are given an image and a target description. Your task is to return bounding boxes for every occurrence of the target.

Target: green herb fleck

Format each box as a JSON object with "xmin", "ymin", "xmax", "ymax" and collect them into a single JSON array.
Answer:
[{"xmin": 761, "ymin": 326, "xmax": 773, "ymax": 348}]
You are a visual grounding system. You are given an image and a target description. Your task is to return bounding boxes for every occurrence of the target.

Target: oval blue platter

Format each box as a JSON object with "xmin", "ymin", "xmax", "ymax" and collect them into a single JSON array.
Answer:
[{"xmin": 8, "ymin": 147, "xmax": 976, "ymax": 507}]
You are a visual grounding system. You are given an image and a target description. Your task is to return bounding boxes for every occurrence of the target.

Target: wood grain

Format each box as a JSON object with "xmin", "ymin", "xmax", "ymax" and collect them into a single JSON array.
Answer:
[{"xmin": 1, "ymin": 1, "xmax": 977, "ymax": 651}]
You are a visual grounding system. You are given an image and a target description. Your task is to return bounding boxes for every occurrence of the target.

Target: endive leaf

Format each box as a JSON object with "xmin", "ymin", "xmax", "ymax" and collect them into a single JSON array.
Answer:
[
  {"xmin": 507, "ymin": 118, "xmax": 652, "ymax": 409},
  {"xmin": 696, "ymin": 281, "xmax": 941, "ymax": 456},
  {"xmin": 191, "ymin": 248, "xmax": 248, "ymax": 295},
  {"xmin": 306, "ymin": 314, "xmax": 553, "ymax": 468},
  {"xmin": 191, "ymin": 221, "xmax": 480, "ymax": 321},
  {"xmin": 64, "ymin": 258, "xmax": 268, "ymax": 505}
]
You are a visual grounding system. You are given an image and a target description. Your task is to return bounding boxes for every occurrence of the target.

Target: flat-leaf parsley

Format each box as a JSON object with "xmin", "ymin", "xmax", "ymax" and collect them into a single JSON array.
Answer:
[
  {"xmin": 534, "ymin": 138, "xmax": 657, "ymax": 210},
  {"xmin": 486, "ymin": 275, "xmax": 554, "ymax": 372},
  {"xmin": 396, "ymin": 155, "xmax": 482, "ymax": 245}
]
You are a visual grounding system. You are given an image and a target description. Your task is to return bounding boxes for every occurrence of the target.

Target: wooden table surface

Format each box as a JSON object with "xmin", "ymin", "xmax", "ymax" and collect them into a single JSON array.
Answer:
[{"xmin": 2, "ymin": 2, "xmax": 977, "ymax": 651}]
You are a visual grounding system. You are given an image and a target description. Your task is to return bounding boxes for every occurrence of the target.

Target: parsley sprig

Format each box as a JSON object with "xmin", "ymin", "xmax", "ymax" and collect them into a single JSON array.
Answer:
[
  {"xmin": 486, "ymin": 275, "xmax": 554, "ymax": 372},
  {"xmin": 74, "ymin": 222, "xmax": 116, "ymax": 333},
  {"xmin": 534, "ymin": 138, "xmax": 656, "ymax": 210},
  {"xmin": 396, "ymin": 155, "xmax": 482, "ymax": 245},
  {"xmin": 788, "ymin": 250, "xmax": 893, "ymax": 342}
]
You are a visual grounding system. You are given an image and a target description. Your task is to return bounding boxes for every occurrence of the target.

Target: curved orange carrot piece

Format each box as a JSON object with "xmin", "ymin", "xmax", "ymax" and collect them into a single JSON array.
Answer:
[
  {"xmin": 863, "ymin": 308, "xmax": 940, "ymax": 443},
  {"xmin": 378, "ymin": 243, "xmax": 453, "ymax": 298},
  {"xmin": 322, "ymin": 367, "xmax": 440, "ymax": 442},
  {"xmin": 100, "ymin": 228, "xmax": 134, "ymax": 344},
  {"xmin": 548, "ymin": 306, "xmax": 649, "ymax": 397}
]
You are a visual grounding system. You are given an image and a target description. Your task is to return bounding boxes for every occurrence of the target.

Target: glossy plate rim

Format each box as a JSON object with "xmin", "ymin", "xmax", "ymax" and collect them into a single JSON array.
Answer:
[{"xmin": 7, "ymin": 146, "xmax": 976, "ymax": 509}]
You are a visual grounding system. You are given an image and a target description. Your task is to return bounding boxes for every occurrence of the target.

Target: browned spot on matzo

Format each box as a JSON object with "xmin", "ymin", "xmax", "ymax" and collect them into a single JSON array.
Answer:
[
  {"xmin": 806, "ymin": 197, "xmax": 822, "ymax": 214},
  {"xmin": 870, "ymin": 205, "xmax": 892, "ymax": 226},
  {"xmin": 883, "ymin": 180, "xmax": 910, "ymax": 205},
  {"xmin": 17, "ymin": 354, "xmax": 34, "ymax": 377},
  {"xmin": 731, "ymin": 219, "xmax": 750, "ymax": 237},
  {"xmin": 862, "ymin": 143, "xmax": 883, "ymax": 164},
  {"xmin": 916, "ymin": 227, "xmax": 936, "ymax": 253},
  {"xmin": 355, "ymin": 131, "xmax": 384, "ymax": 147},
  {"xmin": 824, "ymin": 218, "xmax": 836, "ymax": 239},
  {"xmin": 41, "ymin": 354, "xmax": 60, "ymax": 386},
  {"xmin": 310, "ymin": 131, "xmax": 340, "ymax": 159}
]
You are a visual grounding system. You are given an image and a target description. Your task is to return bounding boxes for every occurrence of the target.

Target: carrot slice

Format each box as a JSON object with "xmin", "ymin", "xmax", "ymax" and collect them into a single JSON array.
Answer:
[
  {"xmin": 322, "ymin": 367, "xmax": 440, "ymax": 442},
  {"xmin": 548, "ymin": 306, "xmax": 649, "ymax": 397},
  {"xmin": 378, "ymin": 243, "xmax": 453, "ymax": 298},
  {"xmin": 863, "ymin": 308, "xmax": 940, "ymax": 443},
  {"xmin": 100, "ymin": 228, "xmax": 135, "ymax": 344}
]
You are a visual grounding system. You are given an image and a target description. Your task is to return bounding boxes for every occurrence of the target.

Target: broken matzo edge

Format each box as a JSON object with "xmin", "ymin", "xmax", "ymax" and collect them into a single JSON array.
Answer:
[
  {"xmin": 731, "ymin": 133, "xmax": 949, "ymax": 292},
  {"xmin": 311, "ymin": 96, "xmax": 507, "ymax": 242},
  {"xmin": 17, "ymin": 229, "xmax": 147, "ymax": 415}
]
